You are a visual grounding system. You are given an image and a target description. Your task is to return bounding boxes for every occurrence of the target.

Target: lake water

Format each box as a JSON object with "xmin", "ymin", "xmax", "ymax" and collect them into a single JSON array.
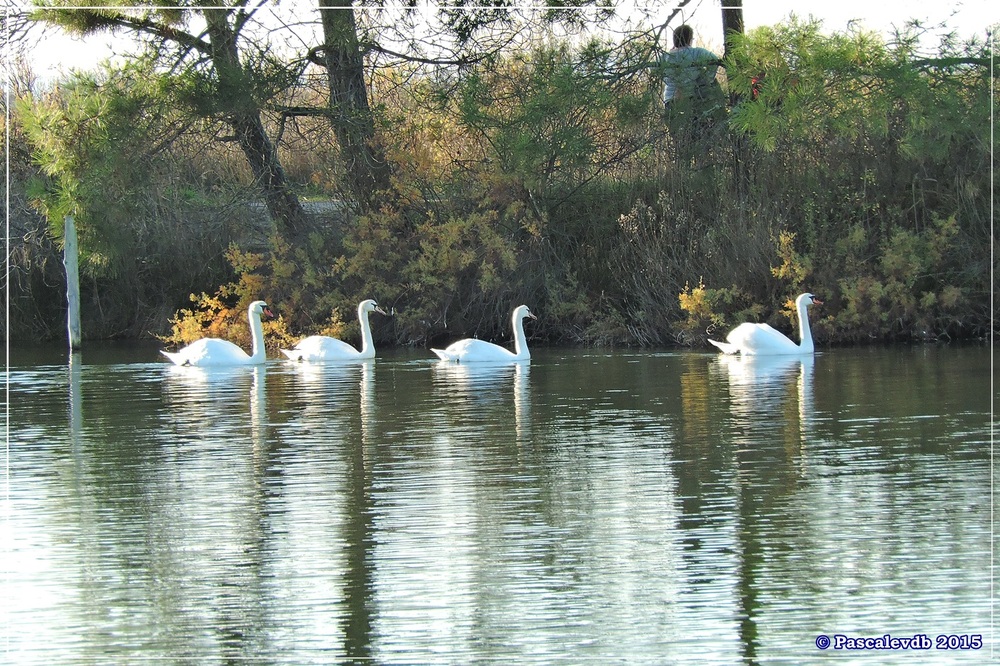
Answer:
[{"xmin": 2, "ymin": 343, "xmax": 994, "ymax": 664}]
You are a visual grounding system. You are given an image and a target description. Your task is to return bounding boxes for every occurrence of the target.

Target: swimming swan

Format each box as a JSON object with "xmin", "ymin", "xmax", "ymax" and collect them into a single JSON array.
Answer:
[
  {"xmin": 280, "ymin": 299, "xmax": 386, "ymax": 362},
  {"xmin": 709, "ymin": 293, "xmax": 822, "ymax": 356},
  {"xmin": 432, "ymin": 305, "xmax": 536, "ymax": 363},
  {"xmin": 161, "ymin": 300, "xmax": 274, "ymax": 366}
]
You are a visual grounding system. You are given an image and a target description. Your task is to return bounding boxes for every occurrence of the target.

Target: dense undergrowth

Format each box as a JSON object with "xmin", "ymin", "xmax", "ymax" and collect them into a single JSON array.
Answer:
[{"xmin": 6, "ymin": 19, "xmax": 994, "ymax": 349}]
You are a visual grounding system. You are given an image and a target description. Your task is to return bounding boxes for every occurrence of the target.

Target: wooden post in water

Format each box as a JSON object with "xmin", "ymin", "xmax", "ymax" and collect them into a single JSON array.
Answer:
[{"xmin": 64, "ymin": 215, "xmax": 82, "ymax": 350}]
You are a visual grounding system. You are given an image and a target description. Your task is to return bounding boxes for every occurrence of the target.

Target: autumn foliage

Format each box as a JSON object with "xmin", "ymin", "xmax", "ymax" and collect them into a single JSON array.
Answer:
[{"xmin": 8, "ymin": 18, "xmax": 993, "ymax": 347}]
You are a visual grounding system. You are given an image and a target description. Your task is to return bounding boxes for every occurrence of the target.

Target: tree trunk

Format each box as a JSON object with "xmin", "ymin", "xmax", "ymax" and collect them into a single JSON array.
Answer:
[
  {"xmin": 721, "ymin": 0, "xmax": 745, "ymax": 109},
  {"xmin": 203, "ymin": 8, "xmax": 307, "ymax": 235},
  {"xmin": 721, "ymin": 0, "xmax": 744, "ymax": 59},
  {"xmin": 319, "ymin": 0, "xmax": 391, "ymax": 208}
]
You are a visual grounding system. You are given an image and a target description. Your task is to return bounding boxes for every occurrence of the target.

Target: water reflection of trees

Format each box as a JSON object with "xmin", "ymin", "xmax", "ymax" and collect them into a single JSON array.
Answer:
[
  {"xmin": 268, "ymin": 360, "xmax": 378, "ymax": 662},
  {"xmin": 18, "ymin": 347, "xmax": 992, "ymax": 661},
  {"xmin": 60, "ymin": 359, "xmax": 383, "ymax": 660},
  {"xmin": 50, "ymin": 361, "xmax": 277, "ymax": 659}
]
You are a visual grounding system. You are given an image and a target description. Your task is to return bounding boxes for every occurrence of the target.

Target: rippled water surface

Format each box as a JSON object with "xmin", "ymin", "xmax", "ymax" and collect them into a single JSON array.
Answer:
[{"xmin": 3, "ymin": 343, "xmax": 994, "ymax": 664}]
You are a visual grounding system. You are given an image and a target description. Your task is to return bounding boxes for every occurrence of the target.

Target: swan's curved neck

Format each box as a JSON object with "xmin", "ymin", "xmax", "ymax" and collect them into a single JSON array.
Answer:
[
  {"xmin": 512, "ymin": 314, "xmax": 529, "ymax": 359},
  {"xmin": 249, "ymin": 307, "xmax": 267, "ymax": 362},
  {"xmin": 797, "ymin": 302, "xmax": 814, "ymax": 352},
  {"xmin": 358, "ymin": 305, "xmax": 375, "ymax": 358}
]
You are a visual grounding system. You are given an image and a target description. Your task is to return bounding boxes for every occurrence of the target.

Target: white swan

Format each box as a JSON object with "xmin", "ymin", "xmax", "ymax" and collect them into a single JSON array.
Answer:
[
  {"xmin": 709, "ymin": 293, "xmax": 822, "ymax": 356},
  {"xmin": 161, "ymin": 300, "xmax": 274, "ymax": 366},
  {"xmin": 432, "ymin": 305, "xmax": 536, "ymax": 363},
  {"xmin": 280, "ymin": 299, "xmax": 386, "ymax": 362}
]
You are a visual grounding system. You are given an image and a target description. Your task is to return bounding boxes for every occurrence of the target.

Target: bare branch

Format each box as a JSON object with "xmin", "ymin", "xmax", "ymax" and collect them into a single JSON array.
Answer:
[
  {"xmin": 272, "ymin": 104, "xmax": 334, "ymax": 118},
  {"xmin": 1, "ymin": 7, "xmax": 37, "ymax": 53},
  {"xmin": 651, "ymin": 0, "xmax": 693, "ymax": 49},
  {"xmin": 364, "ymin": 42, "xmax": 483, "ymax": 67}
]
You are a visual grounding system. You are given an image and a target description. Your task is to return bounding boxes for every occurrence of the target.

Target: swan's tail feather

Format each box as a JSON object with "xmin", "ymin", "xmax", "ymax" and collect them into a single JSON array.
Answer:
[
  {"xmin": 708, "ymin": 339, "xmax": 740, "ymax": 355},
  {"xmin": 160, "ymin": 350, "xmax": 184, "ymax": 365},
  {"xmin": 431, "ymin": 348, "xmax": 456, "ymax": 362}
]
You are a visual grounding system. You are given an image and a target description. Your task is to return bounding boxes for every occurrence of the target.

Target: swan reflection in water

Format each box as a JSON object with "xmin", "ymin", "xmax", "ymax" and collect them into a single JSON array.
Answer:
[
  {"xmin": 285, "ymin": 358, "xmax": 373, "ymax": 403},
  {"xmin": 716, "ymin": 353, "xmax": 816, "ymax": 453},
  {"xmin": 163, "ymin": 363, "xmax": 264, "ymax": 400},
  {"xmin": 431, "ymin": 360, "xmax": 532, "ymax": 442},
  {"xmin": 163, "ymin": 363, "xmax": 269, "ymax": 453},
  {"xmin": 283, "ymin": 359, "xmax": 376, "ymax": 449}
]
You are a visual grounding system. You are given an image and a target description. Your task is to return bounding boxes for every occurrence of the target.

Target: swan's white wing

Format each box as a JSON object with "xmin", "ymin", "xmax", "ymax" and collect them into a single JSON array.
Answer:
[
  {"xmin": 727, "ymin": 323, "xmax": 801, "ymax": 355},
  {"xmin": 282, "ymin": 335, "xmax": 361, "ymax": 361},
  {"xmin": 162, "ymin": 338, "xmax": 252, "ymax": 366},
  {"xmin": 432, "ymin": 338, "xmax": 516, "ymax": 363}
]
